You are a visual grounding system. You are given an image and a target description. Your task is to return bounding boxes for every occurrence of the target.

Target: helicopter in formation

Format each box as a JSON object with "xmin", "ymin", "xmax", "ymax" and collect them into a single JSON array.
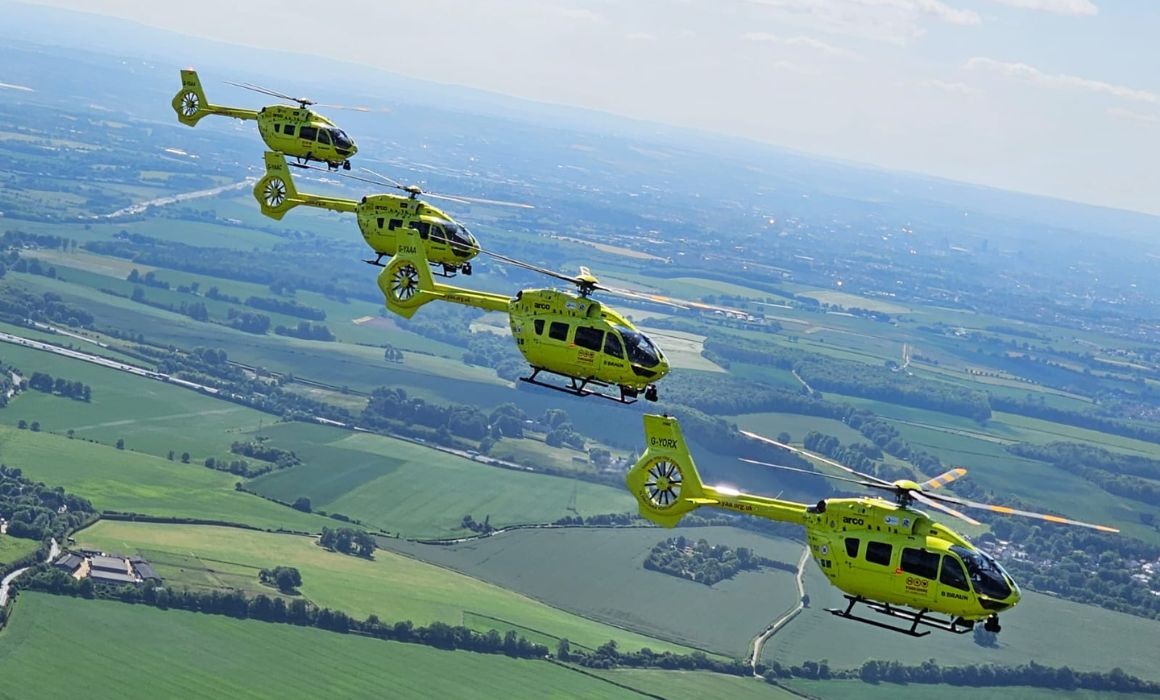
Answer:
[
  {"xmin": 252, "ymin": 151, "xmax": 530, "ymax": 277},
  {"xmin": 378, "ymin": 226, "xmax": 744, "ymax": 403},
  {"xmin": 172, "ymin": 69, "xmax": 359, "ymax": 170},
  {"xmin": 626, "ymin": 414, "xmax": 1118, "ymax": 637}
]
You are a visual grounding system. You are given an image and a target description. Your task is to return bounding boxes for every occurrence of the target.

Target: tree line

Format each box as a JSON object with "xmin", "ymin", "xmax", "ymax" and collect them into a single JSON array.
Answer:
[
  {"xmin": 644, "ymin": 536, "xmax": 792, "ymax": 586},
  {"xmin": 0, "ymin": 464, "xmax": 95, "ymax": 542},
  {"xmin": 1008, "ymin": 441, "xmax": 1160, "ymax": 507},
  {"xmin": 25, "ymin": 372, "xmax": 92, "ymax": 402}
]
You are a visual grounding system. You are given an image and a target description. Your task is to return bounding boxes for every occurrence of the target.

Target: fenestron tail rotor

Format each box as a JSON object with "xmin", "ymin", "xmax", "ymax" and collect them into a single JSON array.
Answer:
[
  {"xmin": 740, "ymin": 430, "xmax": 1119, "ymax": 533},
  {"xmin": 262, "ymin": 177, "xmax": 287, "ymax": 209},
  {"xmin": 644, "ymin": 459, "xmax": 683, "ymax": 508},
  {"xmin": 180, "ymin": 91, "xmax": 200, "ymax": 118},
  {"xmin": 389, "ymin": 264, "xmax": 421, "ymax": 302}
]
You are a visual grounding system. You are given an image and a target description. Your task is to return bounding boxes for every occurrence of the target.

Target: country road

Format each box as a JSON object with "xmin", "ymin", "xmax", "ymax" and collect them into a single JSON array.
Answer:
[
  {"xmin": 95, "ymin": 178, "xmax": 254, "ymax": 219},
  {"xmin": 0, "ymin": 538, "xmax": 58, "ymax": 608},
  {"xmin": 749, "ymin": 544, "xmax": 811, "ymax": 675}
]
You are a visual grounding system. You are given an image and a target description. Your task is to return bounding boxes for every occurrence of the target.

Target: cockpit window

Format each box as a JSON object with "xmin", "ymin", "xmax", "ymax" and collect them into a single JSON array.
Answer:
[
  {"xmin": 316, "ymin": 129, "xmax": 332, "ymax": 145},
  {"xmin": 433, "ymin": 219, "xmax": 475, "ymax": 257},
  {"xmin": 950, "ymin": 545, "xmax": 1012, "ymax": 600},
  {"xmin": 616, "ymin": 325, "xmax": 661, "ymax": 368},
  {"xmin": 940, "ymin": 555, "xmax": 969, "ymax": 592},
  {"xmin": 330, "ymin": 129, "xmax": 354, "ymax": 149}
]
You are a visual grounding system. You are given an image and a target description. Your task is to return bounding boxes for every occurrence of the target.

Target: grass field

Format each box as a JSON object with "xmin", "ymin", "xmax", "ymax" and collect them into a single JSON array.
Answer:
[
  {"xmin": 0, "ymin": 536, "xmax": 39, "ymax": 566},
  {"xmin": 0, "ymin": 340, "xmax": 271, "ymax": 459},
  {"xmin": 74, "ymin": 520, "xmax": 688, "ymax": 654},
  {"xmin": 0, "ymin": 426, "xmax": 330, "ymax": 532},
  {"xmin": 381, "ymin": 526, "xmax": 806, "ymax": 656},
  {"xmin": 786, "ymin": 680, "xmax": 1142, "ymax": 700},
  {"xmin": 0, "ymin": 593, "xmax": 639, "ymax": 700},
  {"xmin": 761, "ymin": 565, "xmax": 1160, "ymax": 682},
  {"xmin": 732, "ymin": 412, "xmax": 868, "ymax": 446},
  {"xmin": 248, "ymin": 423, "xmax": 637, "ymax": 537},
  {"xmin": 597, "ymin": 670, "xmax": 800, "ymax": 699}
]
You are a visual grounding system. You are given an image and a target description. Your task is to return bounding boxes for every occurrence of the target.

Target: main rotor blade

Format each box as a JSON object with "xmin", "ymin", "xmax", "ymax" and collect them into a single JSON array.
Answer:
[
  {"xmin": 225, "ymin": 81, "xmax": 304, "ymax": 104},
  {"xmin": 596, "ymin": 283, "xmax": 749, "ymax": 316},
  {"xmin": 312, "ymin": 103, "xmax": 392, "ymax": 113},
  {"xmin": 919, "ymin": 467, "xmax": 968, "ymax": 491},
  {"xmin": 919, "ymin": 491, "xmax": 1119, "ymax": 533},
  {"xmin": 738, "ymin": 458, "xmax": 886, "ymax": 491},
  {"xmin": 478, "ymin": 248, "xmax": 583, "ymax": 286},
  {"xmin": 287, "ymin": 163, "xmax": 390, "ymax": 189},
  {"xmin": 740, "ymin": 431, "xmax": 893, "ymax": 486},
  {"xmin": 422, "ymin": 192, "xmax": 476, "ymax": 206},
  {"xmin": 424, "ymin": 193, "xmax": 534, "ymax": 209},
  {"xmin": 359, "ymin": 167, "xmax": 406, "ymax": 190},
  {"xmin": 912, "ymin": 492, "xmax": 981, "ymax": 526}
]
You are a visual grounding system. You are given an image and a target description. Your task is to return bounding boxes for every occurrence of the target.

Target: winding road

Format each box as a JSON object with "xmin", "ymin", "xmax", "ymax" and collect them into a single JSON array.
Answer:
[
  {"xmin": 749, "ymin": 543, "xmax": 811, "ymax": 675},
  {"xmin": 0, "ymin": 538, "xmax": 58, "ymax": 608}
]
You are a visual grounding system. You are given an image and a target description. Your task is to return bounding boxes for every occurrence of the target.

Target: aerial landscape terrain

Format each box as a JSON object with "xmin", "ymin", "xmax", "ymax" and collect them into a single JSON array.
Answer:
[{"xmin": 0, "ymin": 1, "xmax": 1158, "ymax": 698}]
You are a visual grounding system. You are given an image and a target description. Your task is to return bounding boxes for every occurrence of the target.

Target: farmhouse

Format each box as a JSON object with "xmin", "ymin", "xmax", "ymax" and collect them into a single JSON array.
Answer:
[{"xmin": 50, "ymin": 551, "xmax": 161, "ymax": 585}]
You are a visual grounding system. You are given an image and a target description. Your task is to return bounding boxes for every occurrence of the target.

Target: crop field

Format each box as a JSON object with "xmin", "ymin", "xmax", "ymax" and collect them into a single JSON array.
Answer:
[
  {"xmin": 0, "ymin": 536, "xmax": 39, "ymax": 566},
  {"xmin": 0, "ymin": 593, "xmax": 638, "ymax": 700},
  {"xmin": 381, "ymin": 526, "xmax": 806, "ymax": 656},
  {"xmin": 0, "ymin": 343, "xmax": 271, "ymax": 459},
  {"xmin": 75, "ymin": 521, "xmax": 687, "ymax": 654},
  {"xmin": 0, "ymin": 426, "xmax": 330, "ymax": 531},
  {"xmin": 786, "ymin": 680, "xmax": 1136, "ymax": 700},
  {"xmin": 761, "ymin": 566, "xmax": 1160, "ymax": 682},
  {"xmin": 597, "ymin": 670, "xmax": 800, "ymax": 699},
  {"xmin": 249, "ymin": 424, "xmax": 636, "ymax": 537}
]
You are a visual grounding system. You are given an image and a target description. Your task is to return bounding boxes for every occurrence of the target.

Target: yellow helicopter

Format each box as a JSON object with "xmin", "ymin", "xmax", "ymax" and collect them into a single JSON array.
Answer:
[
  {"xmin": 171, "ymin": 69, "xmax": 360, "ymax": 170},
  {"xmin": 252, "ymin": 151, "xmax": 530, "ymax": 276},
  {"xmin": 626, "ymin": 414, "xmax": 1119, "ymax": 637},
  {"xmin": 378, "ymin": 227, "xmax": 743, "ymax": 402}
]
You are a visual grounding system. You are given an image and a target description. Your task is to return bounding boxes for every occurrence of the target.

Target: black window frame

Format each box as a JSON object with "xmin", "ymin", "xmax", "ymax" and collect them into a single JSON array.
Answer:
[
  {"xmin": 282, "ymin": 124, "xmax": 296, "ymax": 137},
  {"xmin": 298, "ymin": 125, "xmax": 317, "ymax": 141},
  {"xmin": 939, "ymin": 555, "xmax": 970, "ymax": 592},
  {"xmin": 844, "ymin": 537, "xmax": 860, "ymax": 558},
  {"xmin": 534, "ymin": 319, "xmax": 545, "ymax": 336},
  {"xmin": 548, "ymin": 321, "xmax": 569, "ymax": 341},
  {"xmin": 603, "ymin": 332, "xmax": 624, "ymax": 358},
  {"xmin": 574, "ymin": 326, "xmax": 603, "ymax": 351},
  {"xmin": 316, "ymin": 129, "xmax": 331, "ymax": 145},
  {"xmin": 900, "ymin": 547, "xmax": 940, "ymax": 580},
  {"xmin": 388, "ymin": 218, "xmax": 403, "ymax": 231},
  {"xmin": 865, "ymin": 541, "xmax": 892, "ymax": 567}
]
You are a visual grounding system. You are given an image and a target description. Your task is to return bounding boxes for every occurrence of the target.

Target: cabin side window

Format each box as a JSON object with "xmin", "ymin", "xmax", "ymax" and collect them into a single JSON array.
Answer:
[
  {"xmin": 430, "ymin": 226, "xmax": 448, "ymax": 244},
  {"xmin": 574, "ymin": 326, "xmax": 603, "ymax": 351},
  {"xmin": 603, "ymin": 332, "xmax": 624, "ymax": 359},
  {"xmin": 376, "ymin": 217, "xmax": 384, "ymax": 229},
  {"xmin": 298, "ymin": 126, "xmax": 317, "ymax": 141},
  {"xmin": 900, "ymin": 547, "xmax": 940, "ymax": 579},
  {"xmin": 388, "ymin": 219, "xmax": 403, "ymax": 230},
  {"xmin": 534, "ymin": 319, "xmax": 545, "ymax": 336},
  {"xmin": 844, "ymin": 537, "xmax": 860, "ymax": 558},
  {"xmin": 548, "ymin": 321, "xmax": 569, "ymax": 341},
  {"xmin": 408, "ymin": 221, "xmax": 431, "ymax": 239},
  {"xmin": 865, "ymin": 541, "xmax": 892, "ymax": 566},
  {"xmin": 939, "ymin": 556, "xmax": 970, "ymax": 591},
  {"xmin": 273, "ymin": 124, "xmax": 282, "ymax": 134},
  {"xmin": 282, "ymin": 124, "xmax": 295, "ymax": 137},
  {"xmin": 316, "ymin": 129, "xmax": 331, "ymax": 145}
]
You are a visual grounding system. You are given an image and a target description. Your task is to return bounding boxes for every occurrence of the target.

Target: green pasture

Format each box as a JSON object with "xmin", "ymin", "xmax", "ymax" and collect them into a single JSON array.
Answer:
[
  {"xmin": 75, "ymin": 520, "xmax": 686, "ymax": 654},
  {"xmin": 0, "ymin": 342, "xmax": 272, "ymax": 460},
  {"xmin": 485, "ymin": 434, "xmax": 622, "ymax": 475},
  {"xmin": 598, "ymin": 670, "xmax": 800, "ymax": 699},
  {"xmin": 249, "ymin": 423, "xmax": 636, "ymax": 537},
  {"xmin": 787, "ymin": 680, "xmax": 1142, "ymax": 700},
  {"xmin": 0, "ymin": 593, "xmax": 637, "ymax": 700},
  {"xmin": 732, "ymin": 412, "xmax": 867, "ymax": 446},
  {"xmin": 761, "ymin": 566, "xmax": 1160, "ymax": 682},
  {"xmin": 0, "ymin": 536, "xmax": 39, "ymax": 566},
  {"xmin": 0, "ymin": 426, "xmax": 329, "ymax": 532},
  {"xmin": 381, "ymin": 526, "xmax": 806, "ymax": 657}
]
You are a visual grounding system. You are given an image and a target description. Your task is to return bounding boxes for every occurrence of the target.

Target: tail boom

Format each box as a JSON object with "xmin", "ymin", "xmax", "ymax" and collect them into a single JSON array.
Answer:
[{"xmin": 173, "ymin": 69, "xmax": 258, "ymax": 127}]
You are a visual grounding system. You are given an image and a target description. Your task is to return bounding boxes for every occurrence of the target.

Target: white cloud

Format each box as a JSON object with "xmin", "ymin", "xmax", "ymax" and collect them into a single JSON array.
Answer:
[
  {"xmin": 1108, "ymin": 107, "xmax": 1160, "ymax": 125},
  {"xmin": 743, "ymin": 32, "xmax": 864, "ymax": 60},
  {"xmin": 912, "ymin": 78, "xmax": 982, "ymax": 96},
  {"xmin": 558, "ymin": 7, "xmax": 604, "ymax": 22},
  {"xmin": 625, "ymin": 32, "xmax": 657, "ymax": 41},
  {"xmin": 966, "ymin": 57, "xmax": 1160, "ymax": 104},
  {"xmin": 980, "ymin": 0, "xmax": 1098, "ymax": 16},
  {"xmin": 743, "ymin": 0, "xmax": 979, "ymax": 45}
]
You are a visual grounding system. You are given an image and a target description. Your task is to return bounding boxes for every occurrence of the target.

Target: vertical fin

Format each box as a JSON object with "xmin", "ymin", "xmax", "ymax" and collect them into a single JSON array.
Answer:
[{"xmin": 625, "ymin": 415, "xmax": 714, "ymax": 528}]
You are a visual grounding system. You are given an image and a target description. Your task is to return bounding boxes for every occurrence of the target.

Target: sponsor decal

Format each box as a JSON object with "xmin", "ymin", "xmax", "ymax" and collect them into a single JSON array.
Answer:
[{"xmin": 842, "ymin": 516, "xmax": 864, "ymax": 526}]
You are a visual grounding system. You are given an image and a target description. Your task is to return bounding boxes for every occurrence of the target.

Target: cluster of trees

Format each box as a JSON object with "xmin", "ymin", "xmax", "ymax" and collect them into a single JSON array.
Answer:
[
  {"xmin": 25, "ymin": 372, "xmax": 91, "ymax": 401},
  {"xmin": 993, "ymin": 395, "xmax": 1160, "ymax": 446},
  {"xmin": 643, "ymin": 536, "xmax": 791, "ymax": 585},
  {"xmin": 11, "ymin": 257, "xmax": 58, "ymax": 279},
  {"xmin": 203, "ymin": 456, "xmax": 267, "ymax": 478},
  {"xmin": 0, "ymin": 287, "xmax": 94, "ymax": 329},
  {"xmin": 204, "ymin": 286, "xmax": 241, "ymax": 304},
  {"xmin": 125, "ymin": 268, "xmax": 171, "ymax": 289},
  {"xmin": 244, "ymin": 295, "xmax": 326, "ymax": 321},
  {"xmin": 230, "ymin": 440, "xmax": 300, "ymax": 470},
  {"xmin": 361, "ymin": 387, "xmax": 493, "ymax": 445},
  {"xmin": 462, "ymin": 332, "xmax": 525, "ymax": 380},
  {"xmin": 460, "ymin": 514, "xmax": 494, "ymax": 534},
  {"xmin": 1008, "ymin": 441, "xmax": 1160, "ymax": 506},
  {"xmin": 258, "ymin": 566, "xmax": 303, "ymax": 593},
  {"xmin": 226, "ymin": 308, "xmax": 272, "ymax": 335},
  {"xmin": 561, "ymin": 639, "xmax": 751, "ymax": 675},
  {"xmin": 274, "ymin": 321, "xmax": 335, "ymax": 342},
  {"xmin": 551, "ymin": 512, "xmax": 636, "ymax": 527},
  {"xmin": 845, "ymin": 659, "xmax": 1160, "ymax": 693},
  {"xmin": 0, "ymin": 464, "xmax": 95, "ymax": 541},
  {"xmin": 318, "ymin": 527, "xmax": 376, "ymax": 558}
]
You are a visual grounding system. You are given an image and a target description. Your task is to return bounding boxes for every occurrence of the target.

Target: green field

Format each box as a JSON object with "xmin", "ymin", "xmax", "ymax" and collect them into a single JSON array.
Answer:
[
  {"xmin": 0, "ymin": 426, "xmax": 330, "ymax": 532},
  {"xmin": 761, "ymin": 565, "xmax": 1160, "ymax": 682},
  {"xmin": 382, "ymin": 526, "xmax": 806, "ymax": 656},
  {"xmin": 598, "ymin": 670, "xmax": 800, "ymax": 699},
  {"xmin": 787, "ymin": 680, "xmax": 1145, "ymax": 700},
  {"xmin": 0, "ymin": 593, "xmax": 639, "ymax": 700},
  {"xmin": 75, "ymin": 520, "xmax": 687, "ymax": 654},
  {"xmin": 732, "ymin": 412, "xmax": 868, "ymax": 446},
  {"xmin": 0, "ymin": 340, "xmax": 271, "ymax": 459},
  {"xmin": 0, "ymin": 536, "xmax": 39, "ymax": 566},
  {"xmin": 248, "ymin": 422, "xmax": 637, "ymax": 537}
]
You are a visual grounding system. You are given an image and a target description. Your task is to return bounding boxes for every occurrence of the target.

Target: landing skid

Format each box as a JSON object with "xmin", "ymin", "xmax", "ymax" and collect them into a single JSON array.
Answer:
[
  {"xmin": 360, "ymin": 257, "xmax": 468, "ymax": 278},
  {"xmin": 826, "ymin": 596, "xmax": 974, "ymax": 638},
  {"xmin": 519, "ymin": 368, "xmax": 639, "ymax": 404}
]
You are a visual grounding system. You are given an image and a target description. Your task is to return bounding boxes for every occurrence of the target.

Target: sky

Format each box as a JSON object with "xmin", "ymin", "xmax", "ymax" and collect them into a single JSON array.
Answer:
[{"xmin": 18, "ymin": 0, "xmax": 1160, "ymax": 215}]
